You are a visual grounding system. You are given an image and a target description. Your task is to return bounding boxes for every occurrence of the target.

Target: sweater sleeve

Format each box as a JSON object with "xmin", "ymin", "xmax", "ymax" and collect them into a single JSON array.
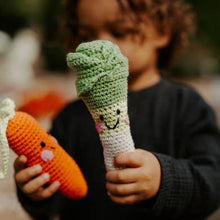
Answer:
[
  {"xmin": 150, "ymin": 89, "xmax": 220, "ymax": 219},
  {"xmin": 16, "ymin": 109, "xmax": 69, "ymax": 220}
]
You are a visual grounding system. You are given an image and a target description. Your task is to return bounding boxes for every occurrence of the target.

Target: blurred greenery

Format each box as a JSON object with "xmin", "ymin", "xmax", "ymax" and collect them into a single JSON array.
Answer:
[
  {"xmin": 170, "ymin": 0, "xmax": 220, "ymax": 78},
  {"xmin": 0, "ymin": 0, "xmax": 219, "ymax": 76},
  {"xmin": 190, "ymin": 0, "xmax": 220, "ymax": 56},
  {"xmin": 0, "ymin": 0, "xmax": 68, "ymax": 71}
]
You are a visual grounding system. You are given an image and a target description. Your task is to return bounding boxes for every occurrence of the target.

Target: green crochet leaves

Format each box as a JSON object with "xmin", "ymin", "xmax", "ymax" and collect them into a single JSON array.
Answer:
[{"xmin": 66, "ymin": 40, "xmax": 129, "ymax": 109}]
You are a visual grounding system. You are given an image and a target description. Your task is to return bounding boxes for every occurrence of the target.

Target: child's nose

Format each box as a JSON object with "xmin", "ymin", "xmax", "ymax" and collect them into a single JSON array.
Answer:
[{"xmin": 41, "ymin": 149, "xmax": 54, "ymax": 162}]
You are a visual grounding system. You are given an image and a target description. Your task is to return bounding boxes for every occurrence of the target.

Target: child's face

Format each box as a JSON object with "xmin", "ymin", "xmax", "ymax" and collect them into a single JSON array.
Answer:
[{"xmin": 77, "ymin": 0, "xmax": 169, "ymax": 76}]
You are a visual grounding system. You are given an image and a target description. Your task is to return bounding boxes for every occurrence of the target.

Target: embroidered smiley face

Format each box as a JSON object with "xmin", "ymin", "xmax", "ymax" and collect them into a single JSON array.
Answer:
[
  {"xmin": 99, "ymin": 109, "xmax": 120, "ymax": 130},
  {"xmin": 94, "ymin": 101, "xmax": 130, "ymax": 134}
]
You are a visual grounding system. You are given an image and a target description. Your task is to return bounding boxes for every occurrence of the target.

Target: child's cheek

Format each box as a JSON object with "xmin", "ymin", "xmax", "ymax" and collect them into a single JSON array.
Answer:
[{"xmin": 95, "ymin": 121, "xmax": 103, "ymax": 134}]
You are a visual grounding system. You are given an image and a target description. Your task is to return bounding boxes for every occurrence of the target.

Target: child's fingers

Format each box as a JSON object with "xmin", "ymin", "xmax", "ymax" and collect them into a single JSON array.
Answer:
[
  {"xmin": 15, "ymin": 164, "xmax": 42, "ymax": 185},
  {"xmin": 106, "ymin": 182, "xmax": 137, "ymax": 196},
  {"xmin": 108, "ymin": 192, "xmax": 138, "ymax": 205},
  {"xmin": 106, "ymin": 168, "xmax": 139, "ymax": 184},
  {"xmin": 22, "ymin": 173, "xmax": 50, "ymax": 195},
  {"xmin": 114, "ymin": 151, "xmax": 144, "ymax": 168},
  {"xmin": 14, "ymin": 155, "xmax": 27, "ymax": 172},
  {"xmin": 37, "ymin": 181, "xmax": 60, "ymax": 200}
]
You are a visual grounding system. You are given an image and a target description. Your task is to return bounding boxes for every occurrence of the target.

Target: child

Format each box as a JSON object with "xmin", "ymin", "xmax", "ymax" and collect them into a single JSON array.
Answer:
[{"xmin": 14, "ymin": 0, "xmax": 220, "ymax": 219}]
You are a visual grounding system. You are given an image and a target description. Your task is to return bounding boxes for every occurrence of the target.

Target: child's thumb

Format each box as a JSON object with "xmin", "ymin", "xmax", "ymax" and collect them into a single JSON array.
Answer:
[{"xmin": 14, "ymin": 155, "xmax": 27, "ymax": 172}]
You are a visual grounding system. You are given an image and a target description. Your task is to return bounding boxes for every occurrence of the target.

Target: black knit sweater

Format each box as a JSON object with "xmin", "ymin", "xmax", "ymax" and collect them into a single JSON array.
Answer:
[{"xmin": 16, "ymin": 78, "xmax": 220, "ymax": 220}]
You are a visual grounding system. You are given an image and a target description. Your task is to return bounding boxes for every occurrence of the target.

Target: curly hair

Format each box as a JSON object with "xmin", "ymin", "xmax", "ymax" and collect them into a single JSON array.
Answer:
[{"xmin": 63, "ymin": 0, "xmax": 195, "ymax": 70}]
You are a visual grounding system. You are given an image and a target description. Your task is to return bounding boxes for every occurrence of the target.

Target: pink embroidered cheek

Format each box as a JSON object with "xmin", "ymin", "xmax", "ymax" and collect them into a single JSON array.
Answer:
[
  {"xmin": 124, "ymin": 114, "xmax": 130, "ymax": 125},
  {"xmin": 41, "ymin": 150, "xmax": 54, "ymax": 162},
  {"xmin": 95, "ymin": 121, "xmax": 103, "ymax": 134}
]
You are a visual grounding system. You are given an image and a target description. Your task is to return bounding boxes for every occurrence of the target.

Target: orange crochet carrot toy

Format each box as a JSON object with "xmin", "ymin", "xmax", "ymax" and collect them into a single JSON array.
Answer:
[{"xmin": 0, "ymin": 98, "xmax": 87, "ymax": 199}]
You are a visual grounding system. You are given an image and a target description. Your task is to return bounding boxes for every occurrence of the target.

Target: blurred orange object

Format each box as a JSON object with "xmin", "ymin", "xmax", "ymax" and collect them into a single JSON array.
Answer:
[
  {"xmin": 7, "ymin": 111, "xmax": 88, "ymax": 199},
  {"xmin": 18, "ymin": 91, "xmax": 68, "ymax": 118}
]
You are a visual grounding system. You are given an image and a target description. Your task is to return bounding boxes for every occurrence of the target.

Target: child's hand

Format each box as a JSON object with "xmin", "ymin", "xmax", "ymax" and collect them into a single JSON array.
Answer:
[
  {"xmin": 14, "ymin": 155, "xmax": 60, "ymax": 201},
  {"xmin": 106, "ymin": 149, "xmax": 161, "ymax": 205}
]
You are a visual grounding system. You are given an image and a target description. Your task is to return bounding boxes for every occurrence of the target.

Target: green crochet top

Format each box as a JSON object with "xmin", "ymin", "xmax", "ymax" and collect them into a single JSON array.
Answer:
[{"xmin": 66, "ymin": 40, "xmax": 129, "ymax": 110}]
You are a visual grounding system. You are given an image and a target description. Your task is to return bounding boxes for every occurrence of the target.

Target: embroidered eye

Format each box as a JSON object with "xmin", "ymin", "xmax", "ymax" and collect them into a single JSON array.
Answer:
[
  {"xmin": 99, "ymin": 115, "xmax": 104, "ymax": 121},
  {"xmin": 40, "ymin": 142, "xmax": 46, "ymax": 147},
  {"xmin": 116, "ymin": 109, "xmax": 120, "ymax": 115}
]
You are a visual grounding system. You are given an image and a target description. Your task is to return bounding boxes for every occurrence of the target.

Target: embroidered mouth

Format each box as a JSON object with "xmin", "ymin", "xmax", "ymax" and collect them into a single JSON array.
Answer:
[{"xmin": 104, "ymin": 118, "xmax": 119, "ymax": 130}]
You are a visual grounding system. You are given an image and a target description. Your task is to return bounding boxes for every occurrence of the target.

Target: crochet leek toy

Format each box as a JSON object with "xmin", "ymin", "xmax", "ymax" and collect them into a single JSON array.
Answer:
[
  {"xmin": 0, "ymin": 98, "xmax": 88, "ymax": 199},
  {"xmin": 67, "ymin": 40, "xmax": 135, "ymax": 170}
]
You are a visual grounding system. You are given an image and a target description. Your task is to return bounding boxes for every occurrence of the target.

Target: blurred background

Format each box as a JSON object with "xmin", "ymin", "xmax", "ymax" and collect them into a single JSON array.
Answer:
[{"xmin": 0, "ymin": 0, "xmax": 219, "ymax": 219}]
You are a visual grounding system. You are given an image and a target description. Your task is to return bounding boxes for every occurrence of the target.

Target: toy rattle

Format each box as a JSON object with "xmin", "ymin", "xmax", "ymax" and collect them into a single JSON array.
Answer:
[
  {"xmin": 0, "ymin": 98, "xmax": 88, "ymax": 199},
  {"xmin": 67, "ymin": 40, "xmax": 135, "ymax": 170}
]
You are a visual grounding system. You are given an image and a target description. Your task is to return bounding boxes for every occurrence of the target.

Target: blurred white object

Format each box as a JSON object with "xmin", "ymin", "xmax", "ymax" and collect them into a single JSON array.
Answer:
[
  {"xmin": 0, "ymin": 31, "xmax": 11, "ymax": 55},
  {"xmin": 0, "ymin": 29, "xmax": 40, "ymax": 88}
]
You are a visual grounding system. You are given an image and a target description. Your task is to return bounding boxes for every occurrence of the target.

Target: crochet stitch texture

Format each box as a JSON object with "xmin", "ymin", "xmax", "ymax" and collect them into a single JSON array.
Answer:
[
  {"xmin": 0, "ymin": 98, "xmax": 87, "ymax": 199},
  {"xmin": 67, "ymin": 40, "xmax": 135, "ymax": 170},
  {"xmin": 0, "ymin": 99, "xmax": 15, "ymax": 179}
]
